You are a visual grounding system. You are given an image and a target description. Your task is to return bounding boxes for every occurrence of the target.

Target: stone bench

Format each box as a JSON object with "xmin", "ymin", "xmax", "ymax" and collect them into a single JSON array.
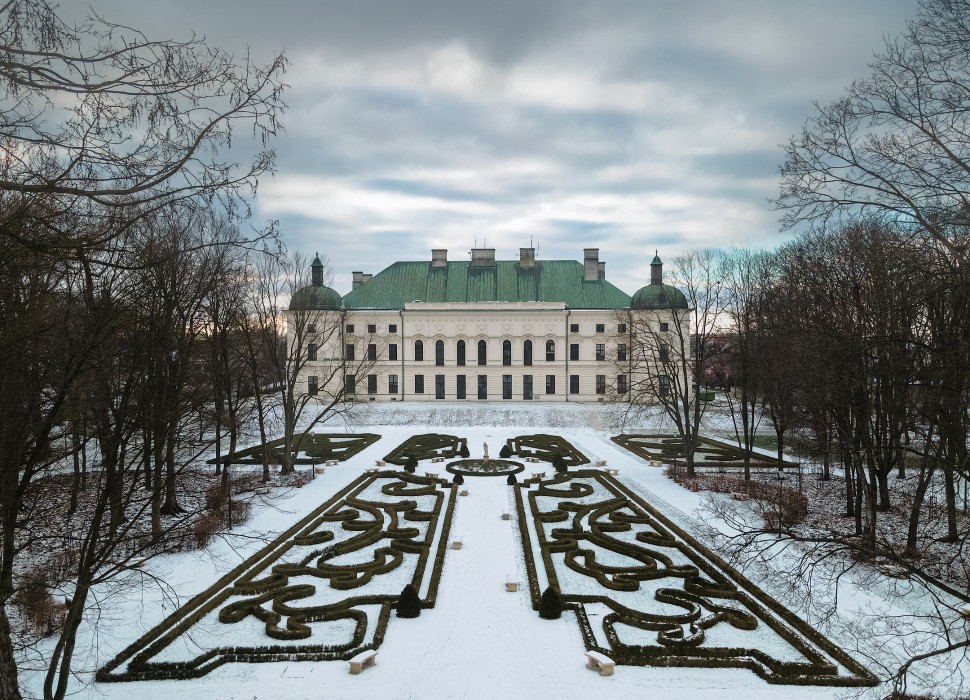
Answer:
[
  {"xmin": 585, "ymin": 650, "xmax": 615, "ymax": 676},
  {"xmin": 364, "ymin": 467, "xmax": 379, "ymax": 474},
  {"xmin": 501, "ymin": 511, "xmax": 510, "ymax": 520},
  {"xmin": 730, "ymin": 492, "xmax": 749, "ymax": 501},
  {"xmin": 348, "ymin": 649, "xmax": 377, "ymax": 675},
  {"xmin": 326, "ymin": 459, "xmax": 338, "ymax": 466},
  {"xmin": 605, "ymin": 468, "xmax": 619, "ymax": 475},
  {"xmin": 505, "ymin": 580, "xmax": 519, "ymax": 592},
  {"xmin": 432, "ymin": 456, "xmax": 444, "ymax": 463},
  {"xmin": 596, "ymin": 459, "xmax": 607, "ymax": 467},
  {"xmin": 314, "ymin": 466, "xmax": 326, "ymax": 475},
  {"xmin": 451, "ymin": 538, "xmax": 463, "ymax": 550},
  {"xmin": 531, "ymin": 471, "xmax": 546, "ymax": 480},
  {"xmin": 424, "ymin": 471, "xmax": 439, "ymax": 479},
  {"xmin": 526, "ymin": 457, "xmax": 540, "ymax": 463},
  {"xmin": 375, "ymin": 459, "xmax": 386, "ymax": 466}
]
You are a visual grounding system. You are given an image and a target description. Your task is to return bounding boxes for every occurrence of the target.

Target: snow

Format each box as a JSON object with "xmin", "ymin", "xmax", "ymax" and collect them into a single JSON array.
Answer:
[{"xmin": 17, "ymin": 401, "xmax": 968, "ymax": 699}]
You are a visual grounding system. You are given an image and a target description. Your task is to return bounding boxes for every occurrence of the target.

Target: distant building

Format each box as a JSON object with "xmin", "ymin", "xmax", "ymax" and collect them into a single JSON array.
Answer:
[{"xmin": 288, "ymin": 247, "xmax": 687, "ymax": 403}]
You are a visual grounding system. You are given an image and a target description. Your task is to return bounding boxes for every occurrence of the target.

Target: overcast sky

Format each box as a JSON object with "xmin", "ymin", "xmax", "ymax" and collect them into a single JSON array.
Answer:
[{"xmin": 81, "ymin": 0, "xmax": 916, "ymax": 295}]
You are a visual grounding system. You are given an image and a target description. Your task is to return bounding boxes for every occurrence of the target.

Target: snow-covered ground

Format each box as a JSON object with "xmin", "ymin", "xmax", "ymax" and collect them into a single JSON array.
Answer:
[{"xmin": 18, "ymin": 402, "xmax": 967, "ymax": 699}]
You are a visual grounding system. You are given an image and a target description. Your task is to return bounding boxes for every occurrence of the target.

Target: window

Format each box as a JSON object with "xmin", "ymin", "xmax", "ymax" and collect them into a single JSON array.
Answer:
[
  {"xmin": 618, "ymin": 343, "xmax": 627, "ymax": 361},
  {"xmin": 523, "ymin": 375, "xmax": 533, "ymax": 400},
  {"xmin": 308, "ymin": 375, "xmax": 319, "ymax": 396},
  {"xmin": 502, "ymin": 339, "xmax": 512, "ymax": 366},
  {"xmin": 659, "ymin": 322, "xmax": 669, "ymax": 332},
  {"xmin": 596, "ymin": 375, "xmax": 606, "ymax": 395},
  {"xmin": 345, "ymin": 344, "xmax": 355, "ymax": 361},
  {"xmin": 457, "ymin": 374, "xmax": 466, "ymax": 399},
  {"xmin": 570, "ymin": 344, "xmax": 579, "ymax": 361},
  {"xmin": 617, "ymin": 323, "xmax": 626, "ymax": 333},
  {"xmin": 388, "ymin": 324, "xmax": 397, "ymax": 333},
  {"xmin": 477, "ymin": 375, "xmax": 487, "ymax": 399},
  {"xmin": 367, "ymin": 324, "xmax": 377, "ymax": 334},
  {"xmin": 388, "ymin": 374, "xmax": 398, "ymax": 394},
  {"xmin": 308, "ymin": 323, "xmax": 316, "ymax": 333},
  {"xmin": 570, "ymin": 375, "xmax": 580, "ymax": 394},
  {"xmin": 308, "ymin": 343, "xmax": 318, "ymax": 361},
  {"xmin": 659, "ymin": 342, "xmax": 670, "ymax": 363},
  {"xmin": 570, "ymin": 323, "xmax": 579, "ymax": 333},
  {"xmin": 659, "ymin": 375, "xmax": 670, "ymax": 398},
  {"xmin": 502, "ymin": 374, "xmax": 512, "ymax": 399},
  {"xmin": 345, "ymin": 374, "xmax": 356, "ymax": 394},
  {"xmin": 545, "ymin": 340, "xmax": 555, "ymax": 361},
  {"xmin": 367, "ymin": 343, "xmax": 377, "ymax": 361},
  {"xmin": 389, "ymin": 343, "xmax": 398, "ymax": 361},
  {"xmin": 435, "ymin": 374, "xmax": 445, "ymax": 399},
  {"xmin": 346, "ymin": 324, "xmax": 354, "ymax": 334},
  {"xmin": 617, "ymin": 374, "xmax": 627, "ymax": 395},
  {"xmin": 478, "ymin": 340, "xmax": 487, "ymax": 366},
  {"xmin": 545, "ymin": 375, "xmax": 556, "ymax": 395},
  {"xmin": 595, "ymin": 343, "xmax": 605, "ymax": 361},
  {"xmin": 457, "ymin": 340, "xmax": 466, "ymax": 366},
  {"xmin": 367, "ymin": 374, "xmax": 377, "ymax": 394},
  {"xmin": 523, "ymin": 340, "xmax": 533, "ymax": 366},
  {"xmin": 595, "ymin": 323, "xmax": 605, "ymax": 333},
  {"xmin": 414, "ymin": 339, "xmax": 424, "ymax": 362},
  {"xmin": 435, "ymin": 340, "xmax": 445, "ymax": 366},
  {"xmin": 414, "ymin": 374, "xmax": 425, "ymax": 394}
]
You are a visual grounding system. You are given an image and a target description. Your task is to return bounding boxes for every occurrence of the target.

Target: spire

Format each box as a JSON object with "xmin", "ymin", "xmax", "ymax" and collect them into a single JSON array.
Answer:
[
  {"xmin": 650, "ymin": 250, "xmax": 663, "ymax": 285},
  {"xmin": 311, "ymin": 253, "xmax": 323, "ymax": 287}
]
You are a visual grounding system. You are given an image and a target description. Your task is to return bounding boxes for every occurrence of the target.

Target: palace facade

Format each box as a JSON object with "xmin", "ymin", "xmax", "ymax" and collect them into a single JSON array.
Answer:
[{"xmin": 288, "ymin": 246, "xmax": 687, "ymax": 403}]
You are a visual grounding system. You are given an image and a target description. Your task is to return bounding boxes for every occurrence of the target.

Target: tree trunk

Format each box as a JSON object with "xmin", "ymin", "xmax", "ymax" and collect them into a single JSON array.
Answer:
[{"xmin": 0, "ymin": 604, "xmax": 21, "ymax": 700}]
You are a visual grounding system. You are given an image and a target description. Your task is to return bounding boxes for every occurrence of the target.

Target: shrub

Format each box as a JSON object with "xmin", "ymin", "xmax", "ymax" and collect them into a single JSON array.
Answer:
[
  {"xmin": 396, "ymin": 583, "xmax": 422, "ymax": 618},
  {"xmin": 539, "ymin": 586, "xmax": 562, "ymax": 619},
  {"xmin": 229, "ymin": 500, "xmax": 252, "ymax": 526},
  {"xmin": 194, "ymin": 511, "xmax": 224, "ymax": 549},
  {"xmin": 553, "ymin": 453, "xmax": 567, "ymax": 473},
  {"xmin": 14, "ymin": 568, "xmax": 67, "ymax": 636},
  {"xmin": 204, "ymin": 482, "xmax": 228, "ymax": 512},
  {"xmin": 499, "ymin": 444, "xmax": 512, "ymax": 458},
  {"xmin": 452, "ymin": 474, "xmax": 464, "ymax": 485},
  {"xmin": 507, "ymin": 474, "xmax": 517, "ymax": 485},
  {"xmin": 459, "ymin": 444, "xmax": 470, "ymax": 458},
  {"xmin": 404, "ymin": 455, "xmax": 418, "ymax": 473}
]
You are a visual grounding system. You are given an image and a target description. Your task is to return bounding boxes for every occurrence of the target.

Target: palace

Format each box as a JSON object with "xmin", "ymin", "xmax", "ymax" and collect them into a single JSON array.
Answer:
[{"xmin": 288, "ymin": 246, "xmax": 687, "ymax": 403}]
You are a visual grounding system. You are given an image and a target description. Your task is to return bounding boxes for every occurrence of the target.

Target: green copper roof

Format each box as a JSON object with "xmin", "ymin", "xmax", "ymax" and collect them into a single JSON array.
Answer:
[
  {"xmin": 631, "ymin": 283, "xmax": 689, "ymax": 310},
  {"xmin": 343, "ymin": 260, "xmax": 632, "ymax": 309},
  {"xmin": 290, "ymin": 284, "xmax": 342, "ymax": 310},
  {"xmin": 651, "ymin": 253, "xmax": 663, "ymax": 265}
]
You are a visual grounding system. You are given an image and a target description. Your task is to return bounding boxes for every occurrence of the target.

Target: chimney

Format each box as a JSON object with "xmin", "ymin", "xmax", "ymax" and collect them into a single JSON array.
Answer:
[
  {"xmin": 470, "ymin": 248, "xmax": 496, "ymax": 268},
  {"xmin": 431, "ymin": 249, "xmax": 448, "ymax": 268},
  {"xmin": 352, "ymin": 271, "xmax": 364, "ymax": 289},
  {"xmin": 584, "ymin": 248, "xmax": 599, "ymax": 281},
  {"xmin": 598, "ymin": 261, "xmax": 606, "ymax": 280},
  {"xmin": 519, "ymin": 247, "xmax": 536, "ymax": 269},
  {"xmin": 362, "ymin": 273, "xmax": 372, "ymax": 284}
]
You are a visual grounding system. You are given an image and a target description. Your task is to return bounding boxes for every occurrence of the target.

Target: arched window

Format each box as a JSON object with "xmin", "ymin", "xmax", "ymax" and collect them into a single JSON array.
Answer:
[
  {"xmin": 435, "ymin": 339, "xmax": 445, "ymax": 366},
  {"xmin": 414, "ymin": 339, "xmax": 424, "ymax": 362},
  {"xmin": 478, "ymin": 339, "xmax": 487, "ymax": 366},
  {"xmin": 546, "ymin": 340, "xmax": 555, "ymax": 361},
  {"xmin": 457, "ymin": 339, "xmax": 466, "ymax": 366},
  {"xmin": 523, "ymin": 340, "xmax": 533, "ymax": 366},
  {"xmin": 502, "ymin": 339, "xmax": 512, "ymax": 366}
]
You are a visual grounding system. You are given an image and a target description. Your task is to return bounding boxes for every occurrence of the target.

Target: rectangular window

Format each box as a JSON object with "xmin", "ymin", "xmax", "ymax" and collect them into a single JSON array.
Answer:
[
  {"xmin": 367, "ymin": 374, "xmax": 377, "ymax": 394},
  {"xmin": 570, "ymin": 323, "xmax": 579, "ymax": 333},
  {"xmin": 389, "ymin": 343, "xmax": 398, "ymax": 361},
  {"xmin": 545, "ymin": 375, "xmax": 556, "ymax": 395},
  {"xmin": 617, "ymin": 323, "xmax": 626, "ymax": 333},
  {"xmin": 345, "ymin": 374, "xmax": 356, "ymax": 394},
  {"xmin": 618, "ymin": 343, "xmax": 627, "ymax": 361},
  {"xmin": 570, "ymin": 344, "xmax": 579, "ymax": 361},
  {"xmin": 435, "ymin": 374, "xmax": 445, "ymax": 400},
  {"xmin": 389, "ymin": 374, "xmax": 398, "ymax": 394},
  {"xmin": 345, "ymin": 344, "xmax": 355, "ymax": 361},
  {"xmin": 367, "ymin": 324, "xmax": 377, "ymax": 334},
  {"xmin": 346, "ymin": 324, "xmax": 355, "ymax": 334},
  {"xmin": 477, "ymin": 375, "xmax": 488, "ymax": 399},
  {"xmin": 308, "ymin": 323, "xmax": 316, "ymax": 334},
  {"xmin": 659, "ymin": 322, "xmax": 669, "ymax": 332},
  {"xmin": 570, "ymin": 375, "xmax": 580, "ymax": 394},
  {"xmin": 659, "ymin": 342, "xmax": 670, "ymax": 363},
  {"xmin": 596, "ymin": 375, "xmax": 606, "ymax": 395},
  {"xmin": 659, "ymin": 375, "xmax": 670, "ymax": 398},
  {"xmin": 367, "ymin": 343, "xmax": 377, "ymax": 361},
  {"xmin": 457, "ymin": 341, "xmax": 466, "ymax": 366},
  {"xmin": 595, "ymin": 343, "xmax": 605, "ymax": 361},
  {"xmin": 595, "ymin": 323, "xmax": 605, "ymax": 333},
  {"xmin": 308, "ymin": 343, "xmax": 318, "ymax": 361},
  {"xmin": 308, "ymin": 375, "xmax": 319, "ymax": 396},
  {"xmin": 435, "ymin": 341, "xmax": 445, "ymax": 366},
  {"xmin": 523, "ymin": 375, "xmax": 533, "ymax": 400},
  {"xmin": 502, "ymin": 374, "xmax": 512, "ymax": 400},
  {"xmin": 457, "ymin": 374, "xmax": 466, "ymax": 400},
  {"xmin": 545, "ymin": 341, "xmax": 555, "ymax": 362},
  {"xmin": 477, "ymin": 341, "xmax": 487, "ymax": 366},
  {"xmin": 617, "ymin": 374, "xmax": 627, "ymax": 395},
  {"xmin": 388, "ymin": 324, "xmax": 397, "ymax": 333},
  {"xmin": 414, "ymin": 374, "xmax": 425, "ymax": 394}
]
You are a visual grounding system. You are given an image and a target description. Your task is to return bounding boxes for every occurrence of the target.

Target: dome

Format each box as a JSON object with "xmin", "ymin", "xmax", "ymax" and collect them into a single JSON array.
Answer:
[
  {"xmin": 630, "ymin": 283, "xmax": 688, "ymax": 310},
  {"xmin": 289, "ymin": 284, "xmax": 342, "ymax": 310}
]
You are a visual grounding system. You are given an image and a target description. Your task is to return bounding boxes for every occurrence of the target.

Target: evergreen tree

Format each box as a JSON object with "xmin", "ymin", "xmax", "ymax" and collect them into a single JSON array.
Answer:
[
  {"xmin": 453, "ymin": 473, "xmax": 464, "ymax": 484},
  {"xmin": 553, "ymin": 453, "xmax": 567, "ymax": 472},
  {"xmin": 539, "ymin": 586, "xmax": 563, "ymax": 619},
  {"xmin": 507, "ymin": 474, "xmax": 517, "ymax": 485},
  {"xmin": 396, "ymin": 583, "xmax": 422, "ymax": 618},
  {"xmin": 499, "ymin": 444, "xmax": 512, "ymax": 459},
  {"xmin": 404, "ymin": 454, "xmax": 418, "ymax": 473},
  {"xmin": 459, "ymin": 443, "xmax": 470, "ymax": 458}
]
